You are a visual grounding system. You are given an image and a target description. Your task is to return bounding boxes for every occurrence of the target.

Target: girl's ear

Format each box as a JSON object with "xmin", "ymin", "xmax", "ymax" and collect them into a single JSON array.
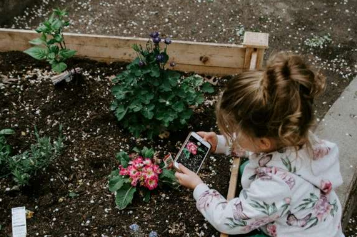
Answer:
[{"xmin": 258, "ymin": 138, "xmax": 272, "ymax": 151}]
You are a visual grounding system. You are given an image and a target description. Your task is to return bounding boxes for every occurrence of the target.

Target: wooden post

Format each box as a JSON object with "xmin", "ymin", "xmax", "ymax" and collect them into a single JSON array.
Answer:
[
  {"xmin": 219, "ymin": 157, "xmax": 241, "ymax": 237},
  {"xmin": 242, "ymin": 32, "xmax": 269, "ymax": 71}
]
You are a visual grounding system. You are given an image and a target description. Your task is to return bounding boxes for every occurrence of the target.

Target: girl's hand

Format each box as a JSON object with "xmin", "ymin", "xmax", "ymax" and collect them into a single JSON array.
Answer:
[
  {"xmin": 197, "ymin": 131, "xmax": 218, "ymax": 153},
  {"xmin": 175, "ymin": 163, "xmax": 203, "ymax": 190}
]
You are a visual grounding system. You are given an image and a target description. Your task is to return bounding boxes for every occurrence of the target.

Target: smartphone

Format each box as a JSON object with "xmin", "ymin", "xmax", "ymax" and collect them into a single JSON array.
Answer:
[{"xmin": 174, "ymin": 132, "xmax": 211, "ymax": 174}]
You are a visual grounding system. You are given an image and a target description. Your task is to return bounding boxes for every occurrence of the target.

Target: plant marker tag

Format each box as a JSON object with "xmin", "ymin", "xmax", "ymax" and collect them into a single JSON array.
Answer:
[
  {"xmin": 163, "ymin": 153, "xmax": 174, "ymax": 169},
  {"xmin": 11, "ymin": 206, "xmax": 27, "ymax": 237}
]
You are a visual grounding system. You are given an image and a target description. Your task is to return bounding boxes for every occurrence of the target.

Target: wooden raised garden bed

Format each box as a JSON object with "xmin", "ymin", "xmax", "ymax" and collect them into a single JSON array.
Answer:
[{"xmin": 0, "ymin": 28, "xmax": 269, "ymax": 236}]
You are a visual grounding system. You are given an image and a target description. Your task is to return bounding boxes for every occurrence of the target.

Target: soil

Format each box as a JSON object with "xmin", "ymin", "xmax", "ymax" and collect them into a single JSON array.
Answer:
[
  {"xmin": 0, "ymin": 51, "xmax": 231, "ymax": 236},
  {"xmin": 0, "ymin": 0, "xmax": 356, "ymax": 236}
]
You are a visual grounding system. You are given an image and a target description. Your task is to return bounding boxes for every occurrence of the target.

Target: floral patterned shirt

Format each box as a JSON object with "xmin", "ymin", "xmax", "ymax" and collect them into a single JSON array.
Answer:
[{"xmin": 193, "ymin": 135, "xmax": 344, "ymax": 237}]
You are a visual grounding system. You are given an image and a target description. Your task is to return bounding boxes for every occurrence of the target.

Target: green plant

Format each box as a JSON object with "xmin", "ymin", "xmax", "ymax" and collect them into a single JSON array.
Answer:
[
  {"xmin": 0, "ymin": 129, "xmax": 15, "ymax": 174},
  {"xmin": 24, "ymin": 9, "xmax": 76, "ymax": 73},
  {"xmin": 0, "ymin": 126, "xmax": 64, "ymax": 186},
  {"xmin": 304, "ymin": 34, "xmax": 332, "ymax": 49},
  {"xmin": 108, "ymin": 147, "xmax": 177, "ymax": 210},
  {"xmin": 111, "ymin": 32, "xmax": 214, "ymax": 138}
]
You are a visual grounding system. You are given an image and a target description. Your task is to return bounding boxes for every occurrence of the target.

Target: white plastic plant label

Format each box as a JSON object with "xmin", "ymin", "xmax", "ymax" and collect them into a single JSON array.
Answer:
[{"xmin": 11, "ymin": 206, "xmax": 27, "ymax": 237}]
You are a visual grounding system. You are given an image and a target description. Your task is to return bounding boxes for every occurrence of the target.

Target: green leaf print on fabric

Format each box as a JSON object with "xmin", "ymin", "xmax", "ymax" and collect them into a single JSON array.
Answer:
[
  {"xmin": 295, "ymin": 193, "xmax": 319, "ymax": 211},
  {"xmin": 329, "ymin": 199, "xmax": 338, "ymax": 217},
  {"xmin": 225, "ymin": 217, "xmax": 247, "ymax": 228},
  {"xmin": 281, "ymin": 156, "xmax": 297, "ymax": 173},
  {"xmin": 249, "ymin": 200, "xmax": 278, "ymax": 216},
  {"xmin": 305, "ymin": 217, "xmax": 319, "ymax": 230}
]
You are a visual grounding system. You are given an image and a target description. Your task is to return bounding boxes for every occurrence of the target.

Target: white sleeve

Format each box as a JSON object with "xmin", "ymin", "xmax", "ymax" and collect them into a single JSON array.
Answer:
[
  {"xmin": 215, "ymin": 135, "xmax": 249, "ymax": 157},
  {"xmin": 215, "ymin": 135, "xmax": 232, "ymax": 155},
  {"xmin": 193, "ymin": 175, "xmax": 292, "ymax": 235}
]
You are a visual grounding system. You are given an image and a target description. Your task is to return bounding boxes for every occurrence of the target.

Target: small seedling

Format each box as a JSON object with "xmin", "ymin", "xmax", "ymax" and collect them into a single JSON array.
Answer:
[
  {"xmin": 24, "ymin": 9, "xmax": 76, "ymax": 73},
  {"xmin": 304, "ymin": 34, "xmax": 332, "ymax": 49}
]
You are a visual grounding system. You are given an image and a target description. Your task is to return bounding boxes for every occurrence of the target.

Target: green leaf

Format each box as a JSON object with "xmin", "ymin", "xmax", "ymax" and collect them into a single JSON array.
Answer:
[
  {"xmin": 115, "ymin": 151, "xmax": 130, "ymax": 168},
  {"xmin": 51, "ymin": 19, "xmax": 63, "ymax": 31},
  {"xmin": 59, "ymin": 49, "xmax": 76, "ymax": 59},
  {"xmin": 115, "ymin": 105, "xmax": 128, "ymax": 121},
  {"xmin": 201, "ymin": 82, "xmax": 214, "ymax": 93},
  {"xmin": 0, "ymin": 129, "xmax": 15, "ymax": 135},
  {"xmin": 109, "ymin": 175, "xmax": 126, "ymax": 192},
  {"xmin": 49, "ymin": 45, "xmax": 59, "ymax": 54},
  {"xmin": 115, "ymin": 185, "xmax": 136, "ymax": 210},
  {"xmin": 24, "ymin": 47, "xmax": 48, "ymax": 60},
  {"xmin": 52, "ymin": 62, "xmax": 67, "ymax": 73},
  {"xmin": 143, "ymin": 147, "xmax": 154, "ymax": 158},
  {"xmin": 173, "ymin": 101, "xmax": 185, "ymax": 112},
  {"xmin": 54, "ymin": 34, "xmax": 63, "ymax": 43},
  {"xmin": 150, "ymin": 65, "xmax": 160, "ymax": 77},
  {"xmin": 143, "ymin": 189, "xmax": 151, "ymax": 202},
  {"xmin": 69, "ymin": 192, "xmax": 79, "ymax": 198},
  {"xmin": 36, "ymin": 24, "xmax": 49, "ymax": 33},
  {"xmin": 29, "ymin": 38, "xmax": 45, "ymax": 46},
  {"xmin": 159, "ymin": 169, "xmax": 177, "ymax": 187},
  {"xmin": 142, "ymin": 104, "xmax": 155, "ymax": 119}
]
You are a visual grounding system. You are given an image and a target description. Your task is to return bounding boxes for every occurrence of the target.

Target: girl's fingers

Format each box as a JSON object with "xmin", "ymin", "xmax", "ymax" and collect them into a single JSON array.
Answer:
[
  {"xmin": 178, "ymin": 163, "xmax": 192, "ymax": 174},
  {"xmin": 197, "ymin": 131, "xmax": 207, "ymax": 140}
]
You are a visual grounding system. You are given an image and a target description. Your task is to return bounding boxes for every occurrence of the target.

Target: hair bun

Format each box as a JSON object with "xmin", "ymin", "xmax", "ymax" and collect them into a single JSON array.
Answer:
[{"xmin": 266, "ymin": 52, "xmax": 326, "ymax": 100}]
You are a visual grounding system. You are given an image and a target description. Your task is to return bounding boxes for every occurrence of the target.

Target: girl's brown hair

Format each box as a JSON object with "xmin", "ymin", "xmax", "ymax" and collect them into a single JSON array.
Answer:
[{"xmin": 217, "ymin": 52, "xmax": 326, "ymax": 150}]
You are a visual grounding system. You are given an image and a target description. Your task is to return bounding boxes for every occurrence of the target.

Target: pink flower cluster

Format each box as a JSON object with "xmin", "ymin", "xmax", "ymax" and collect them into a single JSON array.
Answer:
[{"xmin": 119, "ymin": 157, "xmax": 162, "ymax": 190}]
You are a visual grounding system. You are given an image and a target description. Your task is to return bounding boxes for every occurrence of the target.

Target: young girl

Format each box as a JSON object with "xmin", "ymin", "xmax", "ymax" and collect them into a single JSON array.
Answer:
[{"xmin": 175, "ymin": 52, "xmax": 344, "ymax": 237}]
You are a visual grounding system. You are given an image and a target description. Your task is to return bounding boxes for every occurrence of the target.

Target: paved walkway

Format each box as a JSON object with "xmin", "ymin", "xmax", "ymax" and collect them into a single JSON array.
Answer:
[{"xmin": 315, "ymin": 77, "xmax": 357, "ymax": 227}]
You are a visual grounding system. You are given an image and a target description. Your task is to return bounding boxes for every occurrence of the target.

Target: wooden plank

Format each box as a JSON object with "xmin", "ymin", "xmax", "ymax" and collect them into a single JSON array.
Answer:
[
  {"xmin": 256, "ymin": 48, "xmax": 265, "ymax": 69},
  {"xmin": 243, "ymin": 32, "xmax": 269, "ymax": 49},
  {"xmin": 249, "ymin": 51, "xmax": 258, "ymax": 70},
  {"xmin": 220, "ymin": 157, "xmax": 241, "ymax": 237},
  {"xmin": 0, "ymin": 28, "xmax": 247, "ymax": 75},
  {"xmin": 243, "ymin": 47, "xmax": 253, "ymax": 71}
]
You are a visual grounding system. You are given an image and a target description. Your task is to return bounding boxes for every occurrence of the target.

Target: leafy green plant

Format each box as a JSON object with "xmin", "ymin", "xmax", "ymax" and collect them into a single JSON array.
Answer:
[
  {"xmin": 0, "ymin": 129, "xmax": 15, "ymax": 174},
  {"xmin": 304, "ymin": 34, "xmax": 332, "ymax": 49},
  {"xmin": 24, "ymin": 9, "xmax": 76, "ymax": 73},
  {"xmin": 108, "ymin": 147, "xmax": 177, "ymax": 210},
  {"xmin": 111, "ymin": 32, "xmax": 214, "ymax": 138},
  {"xmin": 0, "ymin": 126, "xmax": 64, "ymax": 186}
]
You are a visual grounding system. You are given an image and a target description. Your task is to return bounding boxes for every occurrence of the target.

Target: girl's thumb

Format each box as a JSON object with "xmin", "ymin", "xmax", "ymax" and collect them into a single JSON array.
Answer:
[{"xmin": 178, "ymin": 163, "xmax": 192, "ymax": 174}]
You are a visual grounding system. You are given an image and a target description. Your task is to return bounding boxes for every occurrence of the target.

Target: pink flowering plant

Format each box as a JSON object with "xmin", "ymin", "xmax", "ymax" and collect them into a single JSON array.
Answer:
[{"xmin": 108, "ymin": 147, "xmax": 177, "ymax": 209}]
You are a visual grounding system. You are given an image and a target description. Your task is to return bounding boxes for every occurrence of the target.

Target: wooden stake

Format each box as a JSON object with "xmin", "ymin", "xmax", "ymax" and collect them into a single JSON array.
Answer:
[{"xmin": 220, "ymin": 157, "xmax": 241, "ymax": 237}]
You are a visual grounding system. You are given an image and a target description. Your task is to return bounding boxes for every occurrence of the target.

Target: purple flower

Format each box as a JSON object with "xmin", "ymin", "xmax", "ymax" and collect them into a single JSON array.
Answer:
[
  {"xmin": 153, "ymin": 37, "xmax": 161, "ymax": 44},
  {"xmin": 164, "ymin": 38, "xmax": 172, "ymax": 44},
  {"xmin": 156, "ymin": 54, "xmax": 165, "ymax": 63},
  {"xmin": 138, "ymin": 60, "xmax": 145, "ymax": 67},
  {"xmin": 150, "ymin": 32, "xmax": 159, "ymax": 38}
]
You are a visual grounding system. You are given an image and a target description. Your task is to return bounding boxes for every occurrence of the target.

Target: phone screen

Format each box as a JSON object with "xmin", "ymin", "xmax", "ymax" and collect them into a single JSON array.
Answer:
[{"xmin": 176, "ymin": 134, "xmax": 210, "ymax": 173}]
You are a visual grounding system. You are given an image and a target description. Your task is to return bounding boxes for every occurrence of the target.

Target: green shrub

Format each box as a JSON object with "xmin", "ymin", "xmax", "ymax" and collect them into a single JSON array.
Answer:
[
  {"xmin": 0, "ymin": 127, "xmax": 64, "ymax": 186},
  {"xmin": 24, "ymin": 9, "xmax": 76, "ymax": 73},
  {"xmin": 110, "ymin": 32, "xmax": 214, "ymax": 138}
]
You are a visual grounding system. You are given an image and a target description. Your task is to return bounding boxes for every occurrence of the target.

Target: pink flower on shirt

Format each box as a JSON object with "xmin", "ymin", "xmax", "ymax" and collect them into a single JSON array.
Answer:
[
  {"xmin": 197, "ymin": 190, "xmax": 224, "ymax": 210},
  {"xmin": 312, "ymin": 141, "xmax": 331, "ymax": 160},
  {"xmin": 314, "ymin": 194, "xmax": 332, "ymax": 221},
  {"xmin": 320, "ymin": 180, "xmax": 332, "ymax": 194},
  {"xmin": 266, "ymin": 223, "xmax": 277, "ymax": 237}
]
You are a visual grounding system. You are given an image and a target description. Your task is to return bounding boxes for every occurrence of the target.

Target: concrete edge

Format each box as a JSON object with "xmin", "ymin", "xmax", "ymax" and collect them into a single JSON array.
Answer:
[{"xmin": 315, "ymin": 76, "xmax": 357, "ymax": 229}]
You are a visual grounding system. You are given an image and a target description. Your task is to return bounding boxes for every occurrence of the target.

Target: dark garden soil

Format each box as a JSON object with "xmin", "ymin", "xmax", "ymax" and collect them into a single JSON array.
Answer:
[
  {"xmin": 0, "ymin": 0, "xmax": 357, "ymax": 236},
  {"xmin": 0, "ymin": 51, "xmax": 232, "ymax": 236}
]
